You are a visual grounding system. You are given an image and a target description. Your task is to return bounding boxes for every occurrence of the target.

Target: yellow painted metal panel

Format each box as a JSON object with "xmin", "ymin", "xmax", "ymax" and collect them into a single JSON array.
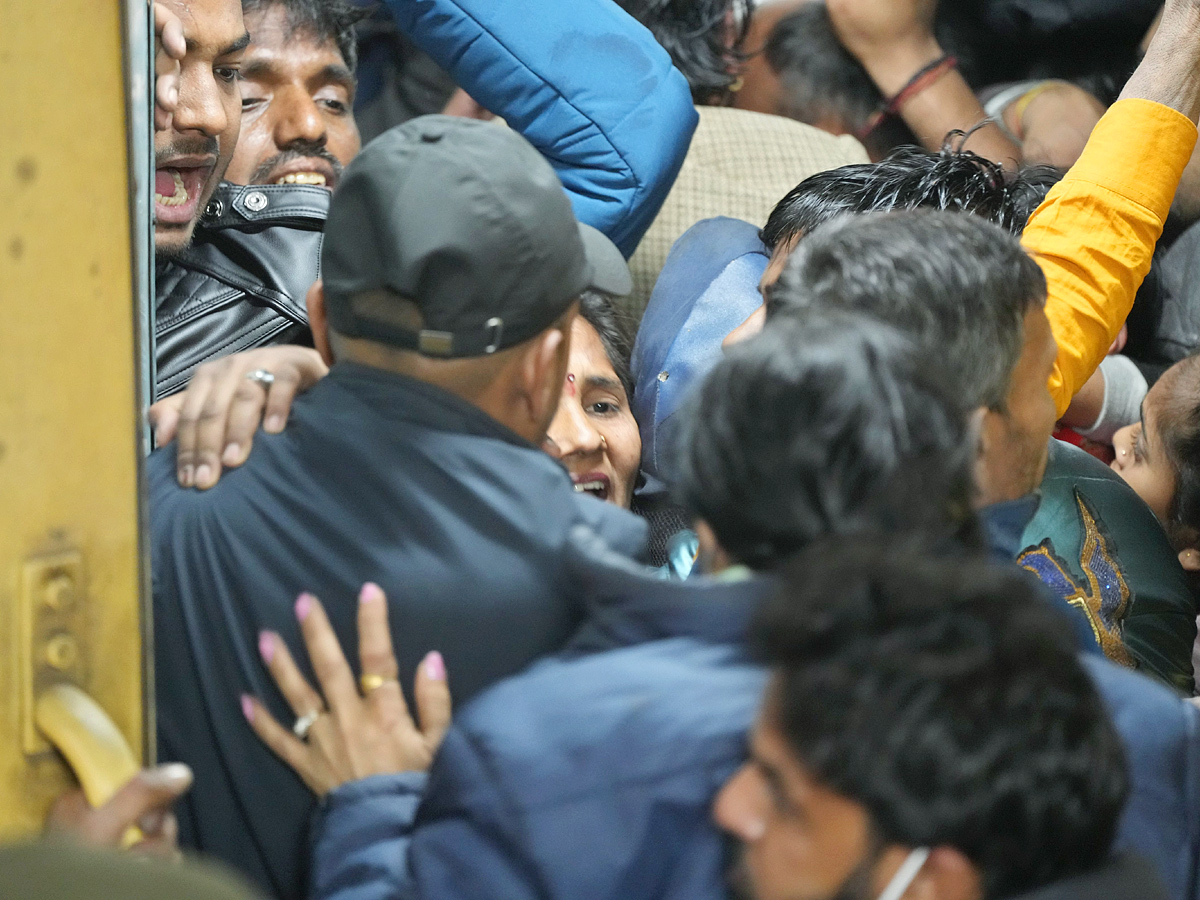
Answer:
[{"xmin": 0, "ymin": 0, "xmax": 145, "ymax": 836}]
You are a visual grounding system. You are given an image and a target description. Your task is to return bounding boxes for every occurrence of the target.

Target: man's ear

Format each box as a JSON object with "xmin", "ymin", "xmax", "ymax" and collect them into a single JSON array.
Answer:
[
  {"xmin": 1179, "ymin": 547, "xmax": 1200, "ymax": 572},
  {"xmin": 306, "ymin": 281, "xmax": 335, "ymax": 365},
  {"xmin": 519, "ymin": 326, "xmax": 567, "ymax": 438},
  {"xmin": 970, "ymin": 406, "xmax": 997, "ymax": 506}
]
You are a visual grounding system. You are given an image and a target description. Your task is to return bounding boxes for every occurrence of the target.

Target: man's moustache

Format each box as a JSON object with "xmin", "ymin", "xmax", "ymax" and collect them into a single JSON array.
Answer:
[
  {"xmin": 252, "ymin": 147, "xmax": 343, "ymax": 184},
  {"xmin": 156, "ymin": 137, "xmax": 219, "ymax": 166}
]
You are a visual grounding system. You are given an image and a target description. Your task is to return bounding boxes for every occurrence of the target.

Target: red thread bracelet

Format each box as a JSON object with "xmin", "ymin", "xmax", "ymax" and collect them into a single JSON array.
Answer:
[
  {"xmin": 858, "ymin": 54, "xmax": 958, "ymax": 142},
  {"xmin": 886, "ymin": 54, "xmax": 958, "ymax": 114}
]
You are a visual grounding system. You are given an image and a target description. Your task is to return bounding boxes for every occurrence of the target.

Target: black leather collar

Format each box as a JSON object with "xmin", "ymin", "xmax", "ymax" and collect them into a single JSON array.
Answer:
[{"xmin": 199, "ymin": 181, "xmax": 329, "ymax": 230}]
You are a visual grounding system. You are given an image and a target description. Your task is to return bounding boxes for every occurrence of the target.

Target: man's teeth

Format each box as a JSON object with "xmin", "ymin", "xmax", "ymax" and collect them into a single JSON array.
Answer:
[
  {"xmin": 274, "ymin": 172, "xmax": 327, "ymax": 186},
  {"xmin": 155, "ymin": 170, "xmax": 189, "ymax": 206},
  {"xmin": 574, "ymin": 481, "xmax": 606, "ymax": 493}
]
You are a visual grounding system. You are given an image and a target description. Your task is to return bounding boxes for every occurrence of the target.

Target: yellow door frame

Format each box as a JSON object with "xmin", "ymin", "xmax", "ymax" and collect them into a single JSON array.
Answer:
[{"xmin": 0, "ymin": 0, "xmax": 153, "ymax": 836}]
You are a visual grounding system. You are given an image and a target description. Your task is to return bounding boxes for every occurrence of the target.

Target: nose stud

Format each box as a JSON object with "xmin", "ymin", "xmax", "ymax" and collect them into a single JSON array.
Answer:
[{"xmin": 600, "ymin": 435, "xmax": 607, "ymax": 450}]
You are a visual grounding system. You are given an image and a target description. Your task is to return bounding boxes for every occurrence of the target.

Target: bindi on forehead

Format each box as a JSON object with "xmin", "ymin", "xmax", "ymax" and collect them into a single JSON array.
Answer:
[{"xmin": 564, "ymin": 373, "xmax": 577, "ymax": 397}]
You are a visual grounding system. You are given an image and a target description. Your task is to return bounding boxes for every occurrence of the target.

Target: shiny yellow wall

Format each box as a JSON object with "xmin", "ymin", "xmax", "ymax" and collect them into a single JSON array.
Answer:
[{"xmin": 0, "ymin": 0, "xmax": 145, "ymax": 835}]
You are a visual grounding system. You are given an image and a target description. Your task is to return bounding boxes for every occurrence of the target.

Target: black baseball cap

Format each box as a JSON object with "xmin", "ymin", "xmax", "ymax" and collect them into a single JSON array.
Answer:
[{"xmin": 321, "ymin": 116, "xmax": 632, "ymax": 357}]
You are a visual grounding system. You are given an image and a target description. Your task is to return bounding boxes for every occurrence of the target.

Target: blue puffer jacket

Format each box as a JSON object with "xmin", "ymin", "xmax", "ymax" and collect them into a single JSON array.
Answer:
[
  {"xmin": 309, "ymin": 534, "xmax": 1200, "ymax": 900},
  {"xmin": 381, "ymin": 0, "xmax": 696, "ymax": 258}
]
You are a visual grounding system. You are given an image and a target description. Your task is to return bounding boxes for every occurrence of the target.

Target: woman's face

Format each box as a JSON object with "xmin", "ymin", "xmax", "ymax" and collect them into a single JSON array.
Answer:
[
  {"xmin": 543, "ymin": 318, "xmax": 641, "ymax": 508},
  {"xmin": 1111, "ymin": 376, "xmax": 1176, "ymax": 524}
]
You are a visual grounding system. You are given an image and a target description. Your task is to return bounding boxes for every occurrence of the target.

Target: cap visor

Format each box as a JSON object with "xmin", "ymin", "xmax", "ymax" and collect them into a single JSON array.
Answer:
[{"xmin": 577, "ymin": 223, "xmax": 633, "ymax": 298}]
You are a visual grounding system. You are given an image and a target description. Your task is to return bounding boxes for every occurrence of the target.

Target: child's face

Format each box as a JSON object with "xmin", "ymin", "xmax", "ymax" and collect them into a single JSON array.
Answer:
[{"xmin": 1111, "ymin": 377, "xmax": 1176, "ymax": 524}]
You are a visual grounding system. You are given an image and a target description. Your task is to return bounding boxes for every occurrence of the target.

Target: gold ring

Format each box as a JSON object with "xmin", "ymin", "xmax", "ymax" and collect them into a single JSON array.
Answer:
[{"xmin": 360, "ymin": 673, "xmax": 398, "ymax": 694}]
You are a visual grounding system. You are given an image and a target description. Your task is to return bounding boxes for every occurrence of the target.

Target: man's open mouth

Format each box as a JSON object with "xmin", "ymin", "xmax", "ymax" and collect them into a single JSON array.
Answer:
[{"xmin": 154, "ymin": 163, "xmax": 213, "ymax": 225}]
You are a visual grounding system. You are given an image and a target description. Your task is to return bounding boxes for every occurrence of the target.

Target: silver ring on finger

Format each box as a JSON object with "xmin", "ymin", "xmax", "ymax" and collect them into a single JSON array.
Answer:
[
  {"xmin": 292, "ymin": 709, "xmax": 323, "ymax": 741},
  {"xmin": 246, "ymin": 368, "xmax": 275, "ymax": 389}
]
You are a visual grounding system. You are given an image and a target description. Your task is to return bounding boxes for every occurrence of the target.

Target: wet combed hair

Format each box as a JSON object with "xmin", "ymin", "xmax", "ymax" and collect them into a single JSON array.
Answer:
[
  {"xmin": 579, "ymin": 290, "xmax": 635, "ymax": 403},
  {"xmin": 756, "ymin": 538, "xmax": 1128, "ymax": 899},
  {"xmin": 764, "ymin": 3, "xmax": 915, "ymax": 159},
  {"xmin": 769, "ymin": 210, "xmax": 1046, "ymax": 411},
  {"xmin": 242, "ymin": 0, "xmax": 370, "ymax": 72},
  {"xmin": 1153, "ymin": 355, "xmax": 1200, "ymax": 549},
  {"xmin": 759, "ymin": 146, "xmax": 1062, "ymax": 252},
  {"xmin": 675, "ymin": 308, "xmax": 979, "ymax": 569},
  {"xmin": 613, "ymin": 0, "xmax": 752, "ymax": 104}
]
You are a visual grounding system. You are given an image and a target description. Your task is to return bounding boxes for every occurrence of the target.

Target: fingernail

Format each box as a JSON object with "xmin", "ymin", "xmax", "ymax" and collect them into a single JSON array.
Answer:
[
  {"xmin": 424, "ymin": 651, "xmax": 445, "ymax": 681},
  {"xmin": 222, "ymin": 443, "xmax": 240, "ymax": 465},
  {"xmin": 195, "ymin": 464, "xmax": 212, "ymax": 488},
  {"xmin": 181, "ymin": 465, "xmax": 194, "ymax": 487},
  {"xmin": 258, "ymin": 630, "xmax": 274, "ymax": 665},
  {"xmin": 265, "ymin": 415, "xmax": 283, "ymax": 433},
  {"xmin": 241, "ymin": 694, "xmax": 255, "ymax": 724},
  {"xmin": 359, "ymin": 582, "xmax": 383, "ymax": 605},
  {"xmin": 295, "ymin": 592, "xmax": 313, "ymax": 622},
  {"xmin": 143, "ymin": 762, "xmax": 194, "ymax": 792}
]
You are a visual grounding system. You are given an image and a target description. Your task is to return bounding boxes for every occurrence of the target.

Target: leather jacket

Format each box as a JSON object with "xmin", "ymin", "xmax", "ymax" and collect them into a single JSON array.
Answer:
[{"xmin": 154, "ymin": 182, "xmax": 327, "ymax": 399}]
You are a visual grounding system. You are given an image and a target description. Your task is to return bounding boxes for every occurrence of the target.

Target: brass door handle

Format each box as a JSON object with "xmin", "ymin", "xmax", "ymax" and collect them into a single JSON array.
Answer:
[{"xmin": 35, "ymin": 683, "xmax": 143, "ymax": 845}]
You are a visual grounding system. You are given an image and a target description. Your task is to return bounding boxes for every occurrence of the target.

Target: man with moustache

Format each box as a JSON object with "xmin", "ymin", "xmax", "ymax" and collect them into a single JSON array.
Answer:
[
  {"xmin": 222, "ymin": 0, "xmax": 365, "ymax": 192},
  {"xmin": 152, "ymin": 0, "xmax": 247, "ymax": 258}
]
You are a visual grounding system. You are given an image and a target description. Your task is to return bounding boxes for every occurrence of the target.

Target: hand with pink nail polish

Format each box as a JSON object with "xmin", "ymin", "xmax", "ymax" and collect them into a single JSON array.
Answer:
[{"xmin": 241, "ymin": 584, "xmax": 453, "ymax": 797}]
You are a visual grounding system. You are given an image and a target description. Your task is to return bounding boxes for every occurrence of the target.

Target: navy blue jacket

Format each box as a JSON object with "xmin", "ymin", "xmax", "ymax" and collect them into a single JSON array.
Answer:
[
  {"xmin": 310, "ymin": 533, "xmax": 1200, "ymax": 900},
  {"xmin": 151, "ymin": 369, "xmax": 647, "ymax": 897}
]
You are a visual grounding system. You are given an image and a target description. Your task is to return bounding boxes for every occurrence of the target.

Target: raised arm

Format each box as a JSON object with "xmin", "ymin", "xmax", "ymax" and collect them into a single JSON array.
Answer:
[
  {"xmin": 383, "ymin": 0, "xmax": 698, "ymax": 257},
  {"xmin": 826, "ymin": 0, "xmax": 1021, "ymax": 166},
  {"xmin": 1022, "ymin": 0, "xmax": 1200, "ymax": 417}
]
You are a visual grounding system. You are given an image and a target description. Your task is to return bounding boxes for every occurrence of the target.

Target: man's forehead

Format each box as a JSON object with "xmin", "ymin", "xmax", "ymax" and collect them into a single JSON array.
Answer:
[
  {"xmin": 242, "ymin": 4, "xmax": 352, "ymax": 72},
  {"xmin": 165, "ymin": 0, "xmax": 246, "ymax": 52}
]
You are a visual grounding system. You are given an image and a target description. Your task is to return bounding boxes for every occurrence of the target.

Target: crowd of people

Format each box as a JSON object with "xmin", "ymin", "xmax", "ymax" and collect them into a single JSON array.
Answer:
[{"xmin": 31, "ymin": 0, "xmax": 1200, "ymax": 898}]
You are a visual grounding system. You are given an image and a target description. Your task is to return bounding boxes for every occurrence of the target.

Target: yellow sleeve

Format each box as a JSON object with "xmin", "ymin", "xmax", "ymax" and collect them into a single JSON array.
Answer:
[{"xmin": 1021, "ymin": 98, "xmax": 1197, "ymax": 418}]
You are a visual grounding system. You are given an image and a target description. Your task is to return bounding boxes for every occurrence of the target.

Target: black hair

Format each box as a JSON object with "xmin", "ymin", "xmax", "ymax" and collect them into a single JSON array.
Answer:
[
  {"xmin": 675, "ymin": 308, "xmax": 979, "ymax": 569},
  {"xmin": 764, "ymin": 3, "xmax": 916, "ymax": 160},
  {"xmin": 613, "ymin": 0, "xmax": 752, "ymax": 105},
  {"xmin": 578, "ymin": 290, "xmax": 635, "ymax": 404},
  {"xmin": 242, "ymin": 0, "xmax": 370, "ymax": 72},
  {"xmin": 759, "ymin": 146, "xmax": 1062, "ymax": 252},
  {"xmin": 756, "ymin": 538, "xmax": 1128, "ymax": 898},
  {"xmin": 1151, "ymin": 355, "xmax": 1200, "ymax": 550},
  {"xmin": 1007, "ymin": 164, "xmax": 1065, "ymax": 226},
  {"xmin": 769, "ymin": 210, "xmax": 1046, "ymax": 411}
]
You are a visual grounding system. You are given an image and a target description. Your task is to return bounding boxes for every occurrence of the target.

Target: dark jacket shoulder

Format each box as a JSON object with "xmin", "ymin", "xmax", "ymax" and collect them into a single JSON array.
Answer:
[{"xmin": 154, "ymin": 182, "xmax": 327, "ymax": 399}]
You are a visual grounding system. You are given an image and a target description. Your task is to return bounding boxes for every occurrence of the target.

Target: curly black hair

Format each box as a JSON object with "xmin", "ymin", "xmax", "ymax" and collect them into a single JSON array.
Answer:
[{"xmin": 756, "ymin": 537, "xmax": 1128, "ymax": 898}]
